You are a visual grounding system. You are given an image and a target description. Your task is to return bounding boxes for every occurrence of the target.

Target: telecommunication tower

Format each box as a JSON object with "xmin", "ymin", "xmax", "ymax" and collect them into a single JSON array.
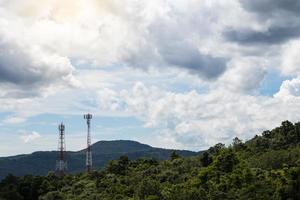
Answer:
[
  {"xmin": 56, "ymin": 122, "xmax": 67, "ymax": 176},
  {"xmin": 84, "ymin": 113, "xmax": 93, "ymax": 173}
]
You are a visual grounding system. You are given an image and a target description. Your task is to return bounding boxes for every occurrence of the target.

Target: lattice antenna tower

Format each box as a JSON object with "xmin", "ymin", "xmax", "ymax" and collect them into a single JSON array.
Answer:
[
  {"xmin": 84, "ymin": 113, "xmax": 93, "ymax": 173},
  {"xmin": 56, "ymin": 122, "xmax": 67, "ymax": 176}
]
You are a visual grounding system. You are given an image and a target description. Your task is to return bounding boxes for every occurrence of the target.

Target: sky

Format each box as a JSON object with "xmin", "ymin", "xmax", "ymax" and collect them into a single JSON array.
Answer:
[{"xmin": 1, "ymin": 0, "xmax": 300, "ymax": 156}]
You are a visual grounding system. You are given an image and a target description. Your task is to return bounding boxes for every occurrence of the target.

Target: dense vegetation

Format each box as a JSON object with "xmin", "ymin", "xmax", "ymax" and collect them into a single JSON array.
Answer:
[
  {"xmin": 0, "ymin": 140, "xmax": 196, "ymax": 180},
  {"xmin": 1, "ymin": 121, "xmax": 300, "ymax": 200}
]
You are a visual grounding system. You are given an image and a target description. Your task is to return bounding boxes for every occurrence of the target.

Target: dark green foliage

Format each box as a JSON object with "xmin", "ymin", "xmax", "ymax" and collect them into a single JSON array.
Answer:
[
  {"xmin": 208, "ymin": 143, "xmax": 225, "ymax": 155},
  {"xmin": 0, "ymin": 121, "xmax": 300, "ymax": 199},
  {"xmin": 232, "ymin": 137, "xmax": 245, "ymax": 151},
  {"xmin": 246, "ymin": 121, "xmax": 300, "ymax": 151},
  {"xmin": 170, "ymin": 151, "xmax": 180, "ymax": 161},
  {"xmin": 200, "ymin": 152, "xmax": 212, "ymax": 167},
  {"xmin": 213, "ymin": 149, "xmax": 238, "ymax": 173},
  {"xmin": 106, "ymin": 155, "xmax": 129, "ymax": 175},
  {"xmin": 137, "ymin": 179, "xmax": 161, "ymax": 199}
]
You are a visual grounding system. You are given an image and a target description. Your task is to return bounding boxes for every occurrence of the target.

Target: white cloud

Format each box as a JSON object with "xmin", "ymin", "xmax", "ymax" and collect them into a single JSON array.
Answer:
[
  {"xmin": 0, "ymin": 0, "xmax": 247, "ymax": 84},
  {"xmin": 20, "ymin": 131, "xmax": 41, "ymax": 143},
  {"xmin": 91, "ymin": 81, "xmax": 300, "ymax": 149},
  {"xmin": 275, "ymin": 77, "xmax": 300, "ymax": 99},
  {"xmin": 0, "ymin": 16, "xmax": 80, "ymax": 98},
  {"xmin": 218, "ymin": 58, "xmax": 267, "ymax": 93},
  {"xmin": 281, "ymin": 40, "xmax": 300, "ymax": 76}
]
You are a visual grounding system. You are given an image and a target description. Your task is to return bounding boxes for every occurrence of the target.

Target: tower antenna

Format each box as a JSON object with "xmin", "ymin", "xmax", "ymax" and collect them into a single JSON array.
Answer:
[
  {"xmin": 56, "ymin": 122, "xmax": 67, "ymax": 176},
  {"xmin": 84, "ymin": 113, "xmax": 93, "ymax": 173}
]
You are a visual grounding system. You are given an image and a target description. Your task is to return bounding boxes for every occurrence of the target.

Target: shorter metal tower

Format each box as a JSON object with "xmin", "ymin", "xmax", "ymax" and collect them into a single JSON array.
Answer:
[
  {"xmin": 56, "ymin": 122, "xmax": 67, "ymax": 176},
  {"xmin": 84, "ymin": 113, "xmax": 93, "ymax": 173}
]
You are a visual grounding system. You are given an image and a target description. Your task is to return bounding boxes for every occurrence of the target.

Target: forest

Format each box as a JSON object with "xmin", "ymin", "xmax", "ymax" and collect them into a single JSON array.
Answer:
[{"xmin": 0, "ymin": 120, "xmax": 300, "ymax": 200}]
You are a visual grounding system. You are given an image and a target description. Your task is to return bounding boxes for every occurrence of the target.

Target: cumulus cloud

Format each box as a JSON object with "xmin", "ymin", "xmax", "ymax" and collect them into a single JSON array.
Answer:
[
  {"xmin": 125, "ymin": 3, "xmax": 229, "ymax": 79},
  {"xmin": 1, "ymin": 0, "xmax": 294, "ymax": 93},
  {"xmin": 92, "ymin": 81, "xmax": 300, "ymax": 149},
  {"xmin": 224, "ymin": 26, "xmax": 300, "ymax": 45},
  {"xmin": 0, "ymin": 40, "xmax": 77, "ymax": 87},
  {"xmin": 0, "ymin": 0, "xmax": 232, "ymax": 85},
  {"xmin": 0, "ymin": 10, "xmax": 80, "ymax": 98},
  {"xmin": 225, "ymin": 0, "xmax": 300, "ymax": 45},
  {"xmin": 240, "ymin": 0, "xmax": 300, "ymax": 17},
  {"xmin": 275, "ymin": 77, "xmax": 300, "ymax": 99},
  {"xmin": 281, "ymin": 40, "xmax": 300, "ymax": 76},
  {"xmin": 218, "ymin": 58, "xmax": 267, "ymax": 93}
]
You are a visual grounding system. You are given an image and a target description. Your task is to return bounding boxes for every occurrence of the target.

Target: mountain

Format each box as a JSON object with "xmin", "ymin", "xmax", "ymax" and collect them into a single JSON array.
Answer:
[{"xmin": 0, "ymin": 140, "xmax": 197, "ymax": 180}]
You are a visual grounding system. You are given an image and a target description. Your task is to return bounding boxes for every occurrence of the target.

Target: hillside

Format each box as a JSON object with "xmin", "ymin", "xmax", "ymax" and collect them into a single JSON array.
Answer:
[
  {"xmin": 0, "ymin": 121, "xmax": 300, "ymax": 199},
  {"xmin": 0, "ymin": 140, "xmax": 197, "ymax": 180}
]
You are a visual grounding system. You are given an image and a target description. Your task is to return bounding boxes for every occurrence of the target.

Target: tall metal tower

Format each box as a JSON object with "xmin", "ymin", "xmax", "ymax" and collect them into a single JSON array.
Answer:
[
  {"xmin": 84, "ymin": 113, "xmax": 93, "ymax": 173},
  {"xmin": 56, "ymin": 122, "xmax": 67, "ymax": 176}
]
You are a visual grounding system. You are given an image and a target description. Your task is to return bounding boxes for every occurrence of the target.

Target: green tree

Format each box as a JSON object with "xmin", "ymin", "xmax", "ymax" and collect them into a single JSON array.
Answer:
[
  {"xmin": 213, "ymin": 149, "xmax": 238, "ymax": 173},
  {"xmin": 40, "ymin": 191, "xmax": 64, "ymax": 200},
  {"xmin": 232, "ymin": 137, "xmax": 245, "ymax": 151},
  {"xmin": 170, "ymin": 151, "xmax": 180, "ymax": 161},
  {"xmin": 137, "ymin": 179, "xmax": 161, "ymax": 200},
  {"xmin": 200, "ymin": 152, "xmax": 212, "ymax": 167},
  {"xmin": 208, "ymin": 143, "xmax": 225, "ymax": 155},
  {"xmin": 106, "ymin": 155, "xmax": 130, "ymax": 175}
]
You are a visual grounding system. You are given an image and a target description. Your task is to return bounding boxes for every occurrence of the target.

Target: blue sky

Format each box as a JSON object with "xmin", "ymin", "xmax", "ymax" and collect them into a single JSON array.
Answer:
[
  {"xmin": 259, "ymin": 70, "xmax": 291, "ymax": 96},
  {"xmin": 1, "ymin": 0, "xmax": 300, "ymax": 156}
]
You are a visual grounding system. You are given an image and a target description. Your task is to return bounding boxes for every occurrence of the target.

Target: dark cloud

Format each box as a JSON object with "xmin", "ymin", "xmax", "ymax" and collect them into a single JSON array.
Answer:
[
  {"xmin": 0, "ymin": 43, "xmax": 42, "ymax": 85},
  {"xmin": 241, "ymin": 0, "xmax": 300, "ymax": 17},
  {"xmin": 0, "ymin": 86, "xmax": 42, "ymax": 98},
  {"xmin": 224, "ymin": 26, "xmax": 300, "ymax": 45},
  {"xmin": 0, "ymin": 40, "xmax": 76, "ymax": 98},
  {"xmin": 224, "ymin": 0, "xmax": 300, "ymax": 45},
  {"xmin": 126, "ymin": 17, "xmax": 227, "ymax": 80},
  {"xmin": 158, "ymin": 41, "xmax": 227, "ymax": 79},
  {"xmin": 152, "ymin": 18, "xmax": 227, "ymax": 79}
]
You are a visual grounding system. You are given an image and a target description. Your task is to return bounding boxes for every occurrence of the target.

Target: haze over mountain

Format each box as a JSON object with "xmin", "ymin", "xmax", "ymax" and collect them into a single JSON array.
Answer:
[{"xmin": 0, "ymin": 140, "xmax": 197, "ymax": 180}]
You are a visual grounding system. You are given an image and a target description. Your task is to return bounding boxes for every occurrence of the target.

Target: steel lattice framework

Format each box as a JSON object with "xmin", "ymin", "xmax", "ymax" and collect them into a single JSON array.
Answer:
[
  {"xmin": 84, "ymin": 113, "xmax": 93, "ymax": 173},
  {"xmin": 56, "ymin": 122, "xmax": 67, "ymax": 176}
]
